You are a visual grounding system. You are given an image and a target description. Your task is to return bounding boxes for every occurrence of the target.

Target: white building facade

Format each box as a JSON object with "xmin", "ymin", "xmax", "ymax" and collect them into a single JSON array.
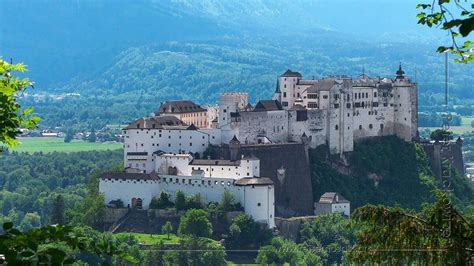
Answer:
[{"xmin": 100, "ymin": 154, "xmax": 276, "ymax": 228}]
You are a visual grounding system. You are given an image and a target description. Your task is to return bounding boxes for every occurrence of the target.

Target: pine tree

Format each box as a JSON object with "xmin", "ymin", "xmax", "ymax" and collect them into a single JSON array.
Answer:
[
  {"xmin": 88, "ymin": 129, "xmax": 97, "ymax": 143},
  {"xmin": 64, "ymin": 129, "xmax": 74, "ymax": 143},
  {"xmin": 50, "ymin": 195, "xmax": 65, "ymax": 225}
]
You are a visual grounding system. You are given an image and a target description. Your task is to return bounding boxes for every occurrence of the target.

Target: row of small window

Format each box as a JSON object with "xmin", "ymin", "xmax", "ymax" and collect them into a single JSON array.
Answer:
[
  {"xmin": 354, "ymin": 92, "xmax": 376, "ymax": 99},
  {"xmin": 358, "ymin": 124, "xmax": 384, "ymax": 130},
  {"xmin": 332, "ymin": 123, "xmax": 385, "ymax": 131},
  {"xmin": 161, "ymin": 177, "xmax": 233, "ymax": 186},
  {"xmin": 354, "ymin": 102, "xmax": 390, "ymax": 108},
  {"xmin": 127, "ymin": 143, "xmax": 206, "ymax": 148},
  {"xmin": 241, "ymin": 115, "xmax": 286, "ymax": 120},
  {"xmin": 182, "ymin": 112, "xmax": 206, "ymax": 117}
]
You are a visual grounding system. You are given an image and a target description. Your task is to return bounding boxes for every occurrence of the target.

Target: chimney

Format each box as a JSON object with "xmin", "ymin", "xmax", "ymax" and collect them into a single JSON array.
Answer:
[{"xmin": 335, "ymin": 194, "xmax": 339, "ymax": 203}]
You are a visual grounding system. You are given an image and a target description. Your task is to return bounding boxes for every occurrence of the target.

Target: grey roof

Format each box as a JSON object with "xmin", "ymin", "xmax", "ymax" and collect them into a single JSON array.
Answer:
[
  {"xmin": 187, "ymin": 124, "xmax": 198, "ymax": 130},
  {"xmin": 190, "ymin": 159, "xmax": 241, "ymax": 166},
  {"xmin": 235, "ymin": 177, "xmax": 274, "ymax": 186},
  {"xmin": 124, "ymin": 116, "xmax": 186, "ymax": 130},
  {"xmin": 280, "ymin": 69, "xmax": 302, "ymax": 78},
  {"xmin": 289, "ymin": 104, "xmax": 307, "ymax": 111},
  {"xmin": 230, "ymin": 135, "xmax": 240, "ymax": 144},
  {"xmin": 306, "ymin": 79, "xmax": 336, "ymax": 93},
  {"xmin": 318, "ymin": 192, "xmax": 350, "ymax": 204},
  {"xmin": 101, "ymin": 172, "xmax": 160, "ymax": 181},
  {"xmin": 127, "ymin": 152, "xmax": 148, "ymax": 156},
  {"xmin": 253, "ymin": 100, "xmax": 283, "ymax": 112},
  {"xmin": 155, "ymin": 100, "xmax": 206, "ymax": 115},
  {"xmin": 297, "ymin": 80, "xmax": 319, "ymax": 85}
]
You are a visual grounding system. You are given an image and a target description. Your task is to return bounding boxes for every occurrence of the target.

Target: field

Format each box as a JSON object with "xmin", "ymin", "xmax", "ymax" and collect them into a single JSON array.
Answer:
[
  {"xmin": 114, "ymin": 232, "xmax": 181, "ymax": 245},
  {"xmin": 461, "ymin": 116, "xmax": 474, "ymax": 126},
  {"xmin": 419, "ymin": 126, "xmax": 474, "ymax": 135},
  {"xmin": 12, "ymin": 137, "xmax": 122, "ymax": 153}
]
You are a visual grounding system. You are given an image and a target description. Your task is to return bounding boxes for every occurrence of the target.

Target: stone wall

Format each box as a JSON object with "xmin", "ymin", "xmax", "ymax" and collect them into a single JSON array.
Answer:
[
  {"xmin": 215, "ymin": 143, "xmax": 314, "ymax": 217},
  {"xmin": 275, "ymin": 216, "xmax": 318, "ymax": 241},
  {"xmin": 421, "ymin": 140, "xmax": 464, "ymax": 179},
  {"xmin": 104, "ymin": 208, "xmax": 129, "ymax": 223}
]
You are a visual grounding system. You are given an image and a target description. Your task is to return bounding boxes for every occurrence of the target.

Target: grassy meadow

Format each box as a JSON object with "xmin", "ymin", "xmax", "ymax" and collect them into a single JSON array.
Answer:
[
  {"xmin": 114, "ymin": 232, "xmax": 181, "ymax": 245},
  {"xmin": 12, "ymin": 137, "xmax": 122, "ymax": 153}
]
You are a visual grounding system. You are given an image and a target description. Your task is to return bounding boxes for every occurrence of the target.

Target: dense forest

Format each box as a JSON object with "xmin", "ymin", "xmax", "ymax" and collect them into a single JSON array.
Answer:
[
  {"xmin": 0, "ymin": 150, "xmax": 122, "ymax": 231},
  {"xmin": 310, "ymin": 136, "xmax": 474, "ymax": 211}
]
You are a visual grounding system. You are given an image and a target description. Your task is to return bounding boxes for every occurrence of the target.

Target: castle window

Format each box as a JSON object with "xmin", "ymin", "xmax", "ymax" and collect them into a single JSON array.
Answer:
[
  {"xmin": 369, "ymin": 124, "xmax": 373, "ymax": 129},
  {"xmin": 141, "ymin": 143, "xmax": 144, "ymax": 146},
  {"xmin": 347, "ymin": 113, "xmax": 350, "ymax": 117},
  {"xmin": 227, "ymin": 181, "xmax": 231, "ymax": 186},
  {"xmin": 189, "ymin": 179, "xmax": 192, "ymax": 184},
  {"xmin": 380, "ymin": 124, "xmax": 384, "ymax": 131},
  {"xmin": 374, "ymin": 92, "xmax": 377, "ymax": 97},
  {"xmin": 223, "ymin": 109, "xmax": 227, "ymax": 113},
  {"xmin": 346, "ymin": 103, "xmax": 351, "ymax": 108},
  {"xmin": 366, "ymin": 93, "xmax": 369, "ymax": 98},
  {"xmin": 137, "ymin": 124, "xmax": 140, "ymax": 128},
  {"xmin": 297, "ymin": 92, "xmax": 300, "ymax": 97},
  {"xmin": 284, "ymin": 84, "xmax": 287, "ymax": 88},
  {"xmin": 359, "ymin": 125, "xmax": 362, "ymax": 130},
  {"xmin": 168, "ymin": 143, "xmax": 171, "ymax": 147},
  {"xmin": 190, "ymin": 143, "xmax": 192, "ymax": 146},
  {"xmin": 355, "ymin": 93, "xmax": 358, "ymax": 99},
  {"xmin": 208, "ymin": 180, "xmax": 211, "ymax": 185},
  {"xmin": 335, "ymin": 125, "xmax": 339, "ymax": 130},
  {"xmin": 323, "ymin": 95, "xmax": 328, "ymax": 99},
  {"xmin": 182, "ymin": 179, "xmax": 185, "ymax": 183},
  {"xmin": 175, "ymin": 178, "xmax": 178, "ymax": 183},
  {"xmin": 282, "ymin": 102, "xmax": 288, "ymax": 107},
  {"xmin": 334, "ymin": 104, "xmax": 339, "ymax": 109},
  {"xmin": 257, "ymin": 203, "xmax": 261, "ymax": 206},
  {"xmin": 215, "ymin": 181, "xmax": 218, "ymax": 185},
  {"xmin": 202, "ymin": 180, "xmax": 204, "ymax": 185},
  {"xmin": 168, "ymin": 136, "xmax": 171, "ymax": 139}
]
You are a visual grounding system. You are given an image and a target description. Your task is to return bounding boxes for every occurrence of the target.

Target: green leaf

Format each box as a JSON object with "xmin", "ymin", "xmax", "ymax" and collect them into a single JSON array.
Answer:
[
  {"xmin": 3, "ymin": 222, "xmax": 13, "ymax": 231},
  {"xmin": 459, "ymin": 18, "xmax": 474, "ymax": 37}
]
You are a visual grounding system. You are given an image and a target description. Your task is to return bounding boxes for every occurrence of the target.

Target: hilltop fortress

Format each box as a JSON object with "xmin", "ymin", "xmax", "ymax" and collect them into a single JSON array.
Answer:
[{"xmin": 100, "ymin": 66, "xmax": 418, "ymax": 226}]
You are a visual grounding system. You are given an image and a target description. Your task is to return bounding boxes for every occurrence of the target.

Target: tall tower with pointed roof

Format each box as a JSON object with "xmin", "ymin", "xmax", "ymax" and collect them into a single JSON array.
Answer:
[
  {"xmin": 229, "ymin": 135, "xmax": 241, "ymax": 161},
  {"xmin": 393, "ymin": 64, "xmax": 418, "ymax": 141}
]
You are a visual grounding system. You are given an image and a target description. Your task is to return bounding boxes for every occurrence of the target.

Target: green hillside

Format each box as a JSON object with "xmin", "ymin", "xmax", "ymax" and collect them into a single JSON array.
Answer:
[{"xmin": 310, "ymin": 136, "xmax": 474, "ymax": 210}]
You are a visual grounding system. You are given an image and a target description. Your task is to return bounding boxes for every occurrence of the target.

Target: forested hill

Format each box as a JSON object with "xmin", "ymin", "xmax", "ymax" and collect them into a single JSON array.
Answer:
[
  {"xmin": 310, "ymin": 136, "xmax": 474, "ymax": 211},
  {"xmin": 3, "ymin": 0, "xmax": 473, "ymax": 130}
]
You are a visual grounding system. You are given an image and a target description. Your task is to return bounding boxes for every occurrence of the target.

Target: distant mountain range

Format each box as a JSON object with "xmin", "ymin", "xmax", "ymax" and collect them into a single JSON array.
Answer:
[{"xmin": 1, "ymin": 0, "xmax": 472, "ymax": 129}]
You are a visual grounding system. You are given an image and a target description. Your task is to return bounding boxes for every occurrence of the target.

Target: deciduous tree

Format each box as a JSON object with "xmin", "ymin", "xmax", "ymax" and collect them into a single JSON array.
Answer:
[
  {"xmin": 0, "ymin": 58, "xmax": 40, "ymax": 148},
  {"xmin": 416, "ymin": 1, "xmax": 474, "ymax": 63},
  {"xmin": 178, "ymin": 209, "xmax": 212, "ymax": 238}
]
